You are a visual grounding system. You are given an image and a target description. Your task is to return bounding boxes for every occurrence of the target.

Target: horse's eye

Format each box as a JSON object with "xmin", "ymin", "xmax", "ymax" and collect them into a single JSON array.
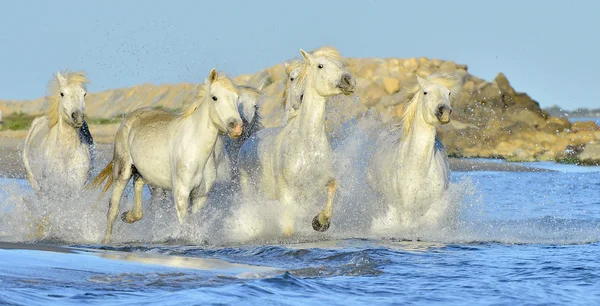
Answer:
[
  {"xmin": 290, "ymin": 77, "xmax": 295, "ymax": 81},
  {"xmin": 60, "ymin": 92, "xmax": 64, "ymax": 97},
  {"xmin": 212, "ymin": 96, "xmax": 218, "ymax": 101},
  {"xmin": 84, "ymin": 93, "xmax": 87, "ymax": 97},
  {"xmin": 448, "ymin": 92, "xmax": 451, "ymax": 96},
  {"xmin": 423, "ymin": 92, "xmax": 428, "ymax": 95},
  {"xmin": 318, "ymin": 64, "xmax": 324, "ymax": 69}
]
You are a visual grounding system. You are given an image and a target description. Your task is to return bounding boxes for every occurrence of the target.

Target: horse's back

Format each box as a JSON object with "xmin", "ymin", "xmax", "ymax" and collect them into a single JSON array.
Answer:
[{"xmin": 115, "ymin": 107, "xmax": 176, "ymax": 188}]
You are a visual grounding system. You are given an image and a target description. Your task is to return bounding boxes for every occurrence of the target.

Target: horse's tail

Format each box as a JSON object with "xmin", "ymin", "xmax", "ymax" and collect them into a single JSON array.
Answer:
[{"xmin": 87, "ymin": 161, "xmax": 114, "ymax": 194}]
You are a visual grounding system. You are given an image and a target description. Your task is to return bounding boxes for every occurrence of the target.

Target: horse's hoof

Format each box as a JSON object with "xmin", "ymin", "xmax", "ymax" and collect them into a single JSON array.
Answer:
[
  {"xmin": 121, "ymin": 212, "xmax": 129, "ymax": 223},
  {"xmin": 312, "ymin": 215, "xmax": 330, "ymax": 232}
]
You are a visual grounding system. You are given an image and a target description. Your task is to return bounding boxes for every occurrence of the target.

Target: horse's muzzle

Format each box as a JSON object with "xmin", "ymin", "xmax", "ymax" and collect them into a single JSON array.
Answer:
[
  {"xmin": 436, "ymin": 104, "xmax": 452, "ymax": 124},
  {"xmin": 227, "ymin": 120, "xmax": 243, "ymax": 138},
  {"xmin": 337, "ymin": 73, "xmax": 356, "ymax": 95},
  {"xmin": 72, "ymin": 111, "xmax": 84, "ymax": 128}
]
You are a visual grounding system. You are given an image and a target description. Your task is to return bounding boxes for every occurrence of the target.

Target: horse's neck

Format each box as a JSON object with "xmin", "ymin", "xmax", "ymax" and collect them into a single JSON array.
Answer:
[
  {"xmin": 51, "ymin": 116, "xmax": 79, "ymax": 145},
  {"xmin": 402, "ymin": 113, "xmax": 437, "ymax": 172},
  {"xmin": 296, "ymin": 85, "xmax": 327, "ymax": 141},
  {"xmin": 180, "ymin": 101, "xmax": 219, "ymax": 148}
]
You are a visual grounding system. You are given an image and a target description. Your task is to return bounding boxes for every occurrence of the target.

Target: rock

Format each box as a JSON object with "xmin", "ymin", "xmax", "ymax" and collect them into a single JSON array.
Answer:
[
  {"xmin": 381, "ymin": 77, "xmax": 400, "ymax": 94},
  {"xmin": 494, "ymin": 73, "xmax": 516, "ymax": 96},
  {"xmin": 439, "ymin": 61, "xmax": 457, "ymax": 72},
  {"xmin": 402, "ymin": 58, "xmax": 419, "ymax": 72},
  {"xmin": 579, "ymin": 143, "xmax": 600, "ymax": 160}
]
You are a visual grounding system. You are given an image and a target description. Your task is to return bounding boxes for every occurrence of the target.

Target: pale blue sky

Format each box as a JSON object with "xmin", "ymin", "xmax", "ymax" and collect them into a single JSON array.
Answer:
[{"xmin": 0, "ymin": 0, "xmax": 598, "ymax": 109}]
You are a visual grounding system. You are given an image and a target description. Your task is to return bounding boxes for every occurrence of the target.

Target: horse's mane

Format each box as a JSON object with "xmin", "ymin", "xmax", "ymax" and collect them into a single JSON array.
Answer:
[
  {"xmin": 238, "ymin": 85, "xmax": 261, "ymax": 98},
  {"xmin": 46, "ymin": 71, "xmax": 88, "ymax": 127},
  {"xmin": 401, "ymin": 72, "xmax": 463, "ymax": 137},
  {"xmin": 181, "ymin": 72, "xmax": 238, "ymax": 118},
  {"xmin": 296, "ymin": 46, "xmax": 343, "ymax": 86}
]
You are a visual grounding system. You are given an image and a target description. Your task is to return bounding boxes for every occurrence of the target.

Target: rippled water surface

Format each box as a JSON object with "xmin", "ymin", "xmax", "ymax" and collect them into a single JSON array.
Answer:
[{"xmin": 1, "ymin": 164, "xmax": 600, "ymax": 305}]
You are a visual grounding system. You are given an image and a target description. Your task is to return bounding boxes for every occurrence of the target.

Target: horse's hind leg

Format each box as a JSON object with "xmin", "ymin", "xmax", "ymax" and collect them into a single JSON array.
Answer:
[
  {"xmin": 312, "ymin": 179, "xmax": 337, "ymax": 232},
  {"xmin": 103, "ymin": 161, "xmax": 132, "ymax": 244},
  {"xmin": 121, "ymin": 173, "xmax": 145, "ymax": 223}
]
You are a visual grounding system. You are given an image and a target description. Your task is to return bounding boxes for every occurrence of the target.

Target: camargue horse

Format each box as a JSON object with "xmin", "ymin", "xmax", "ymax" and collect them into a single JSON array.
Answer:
[
  {"xmin": 281, "ymin": 46, "xmax": 341, "ymax": 125},
  {"xmin": 148, "ymin": 85, "xmax": 262, "ymax": 201},
  {"xmin": 214, "ymin": 85, "xmax": 263, "ymax": 183},
  {"xmin": 23, "ymin": 70, "xmax": 94, "ymax": 194},
  {"xmin": 238, "ymin": 48, "xmax": 356, "ymax": 236},
  {"xmin": 90, "ymin": 69, "xmax": 243, "ymax": 243},
  {"xmin": 367, "ymin": 73, "xmax": 462, "ymax": 230},
  {"xmin": 281, "ymin": 59, "xmax": 303, "ymax": 124}
]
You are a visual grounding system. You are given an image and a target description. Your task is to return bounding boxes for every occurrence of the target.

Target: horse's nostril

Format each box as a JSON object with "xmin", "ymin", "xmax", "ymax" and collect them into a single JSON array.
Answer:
[
  {"xmin": 342, "ymin": 75, "xmax": 351, "ymax": 85},
  {"xmin": 228, "ymin": 121, "xmax": 236, "ymax": 129}
]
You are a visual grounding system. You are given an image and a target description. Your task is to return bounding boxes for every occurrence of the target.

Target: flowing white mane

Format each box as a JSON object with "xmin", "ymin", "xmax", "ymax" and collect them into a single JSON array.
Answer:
[
  {"xmin": 181, "ymin": 72, "xmax": 238, "ymax": 118},
  {"xmin": 400, "ymin": 73, "xmax": 463, "ymax": 137},
  {"xmin": 45, "ymin": 71, "xmax": 88, "ymax": 127}
]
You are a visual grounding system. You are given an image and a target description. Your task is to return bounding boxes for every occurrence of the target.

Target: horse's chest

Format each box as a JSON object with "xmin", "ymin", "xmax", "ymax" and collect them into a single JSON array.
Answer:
[{"xmin": 282, "ymin": 144, "xmax": 332, "ymax": 184}]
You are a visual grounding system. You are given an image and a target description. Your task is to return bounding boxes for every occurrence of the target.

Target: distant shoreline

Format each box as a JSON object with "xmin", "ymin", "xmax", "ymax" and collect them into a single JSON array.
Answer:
[{"xmin": 0, "ymin": 138, "xmax": 552, "ymax": 180}]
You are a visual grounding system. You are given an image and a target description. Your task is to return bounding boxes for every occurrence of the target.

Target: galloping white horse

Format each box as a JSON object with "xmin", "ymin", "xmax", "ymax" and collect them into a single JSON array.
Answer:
[
  {"xmin": 23, "ymin": 70, "xmax": 94, "ymax": 194},
  {"xmin": 281, "ymin": 59, "xmax": 303, "ymax": 124},
  {"xmin": 214, "ymin": 85, "xmax": 263, "ymax": 183},
  {"xmin": 238, "ymin": 48, "xmax": 356, "ymax": 236},
  {"xmin": 281, "ymin": 46, "xmax": 341, "ymax": 125},
  {"xmin": 367, "ymin": 73, "xmax": 462, "ymax": 229},
  {"xmin": 90, "ymin": 69, "xmax": 243, "ymax": 243}
]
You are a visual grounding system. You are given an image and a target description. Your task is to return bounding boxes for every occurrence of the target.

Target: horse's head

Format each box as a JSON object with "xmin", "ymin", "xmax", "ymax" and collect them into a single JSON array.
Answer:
[
  {"xmin": 237, "ymin": 85, "xmax": 261, "ymax": 124},
  {"xmin": 55, "ymin": 70, "xmax": 88, "ymax": 128},
  {"xmin": 206, "ymin": 68, "xmax": 243, "ymax": 138},
  {"xmin": 283, "ymin": 60, "xmax": 303, "ymax": 112},
  {"xmin": 416, "ymin": 75, "xmax": 454, "ymax": 125},
  {"xmin": 299, "ymin": 48, "xmax": 356, "ymax": 97}
]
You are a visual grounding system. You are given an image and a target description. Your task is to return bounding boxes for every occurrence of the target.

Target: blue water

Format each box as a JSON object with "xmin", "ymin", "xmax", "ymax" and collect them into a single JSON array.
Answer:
[
  {"xmin": 569, "ymin": 117, "xmax": 600, "ymax": 125},
  {"xmin": 1, "ymin": 165, "xmax": 600, "ymax": 305}
]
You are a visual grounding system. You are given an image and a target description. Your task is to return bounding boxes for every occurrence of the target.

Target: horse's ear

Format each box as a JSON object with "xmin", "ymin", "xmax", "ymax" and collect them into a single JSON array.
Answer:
[
  {"xmin": 209, "ymin": 68, "xmax": 217, "ymax": 84},
  {"xmin": 300, "ymin": 49, "xmax": 312, "ymax": 63},
  {"xmin": 416, "ymin": 75, "xmax": 427, "ymax": 88},
  {"xmin": 57, "ymin": 70, "xmax": 67, "ymax": 87},
  {"xmin": 283, "ymin": 61, "xmax": 293, "ymax": 74}
]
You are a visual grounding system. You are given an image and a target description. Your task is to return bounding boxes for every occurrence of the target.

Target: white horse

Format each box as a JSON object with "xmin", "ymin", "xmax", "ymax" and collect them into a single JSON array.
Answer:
[
  {"xmin": 281, "ymin": 59, "xmax": 303, "ymax": 125},
  {"xmin": 367, "ymin": 73, "xmax": 462, "ymax": 230},
  {"xmin": 214, "ymin": 85, "xmax": 263, "ymax": 183},
  {"xmin": 90, "ymin": 69, "xmax": 243, "ymax": 243},
  {"xmin": 23, "ymin": 70, "xmax": 94, "ymax": 195},
  {"xmin": 281, "ymin": 46, "xmax": 341, "ymax": 125},
  {"xmin": 238, "ymin": 48, "xmax": 356, "ymax": 236}
]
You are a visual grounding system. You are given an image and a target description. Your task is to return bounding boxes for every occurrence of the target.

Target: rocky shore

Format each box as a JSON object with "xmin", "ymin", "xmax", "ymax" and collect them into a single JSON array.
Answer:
[{"xmin": 1, "ymin": 56, "xmax": 599, "ymax": 164}]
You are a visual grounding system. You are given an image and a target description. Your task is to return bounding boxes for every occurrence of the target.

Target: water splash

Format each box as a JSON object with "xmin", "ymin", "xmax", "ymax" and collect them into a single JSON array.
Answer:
[{"xmin": 1, "ymin": 120, "xmax": 599, "ymax": 246}]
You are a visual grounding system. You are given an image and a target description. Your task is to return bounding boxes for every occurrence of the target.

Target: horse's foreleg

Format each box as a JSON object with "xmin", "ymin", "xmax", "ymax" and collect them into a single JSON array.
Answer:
[
  {"xmin": 190, "ymin": 158, "xmax": 216, "ymax": 214},
  {"xmin": 190, "ymin": 186, "xmax": 208, "ymax": 215},
  {"xmin": 173, "ymin": 185, "xmax": 190, "ymax": 225},
  {"xmin": 239, "ymin": 168, "xmax": 252, "ymax": 195},
  {"xmin": 312, "ymin": 179, "xmax": 337, "ymax": 232},
  {"xmin": 104, "ymin": 178, "xmax": 128, "ymax": 244},
  {"xmin": 121, "ymin": 174, "xmax": 145, "ymax": 223},
  {"xmin": 279, "ymin": 186, "xmax": 296, "ymax": 237}
]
